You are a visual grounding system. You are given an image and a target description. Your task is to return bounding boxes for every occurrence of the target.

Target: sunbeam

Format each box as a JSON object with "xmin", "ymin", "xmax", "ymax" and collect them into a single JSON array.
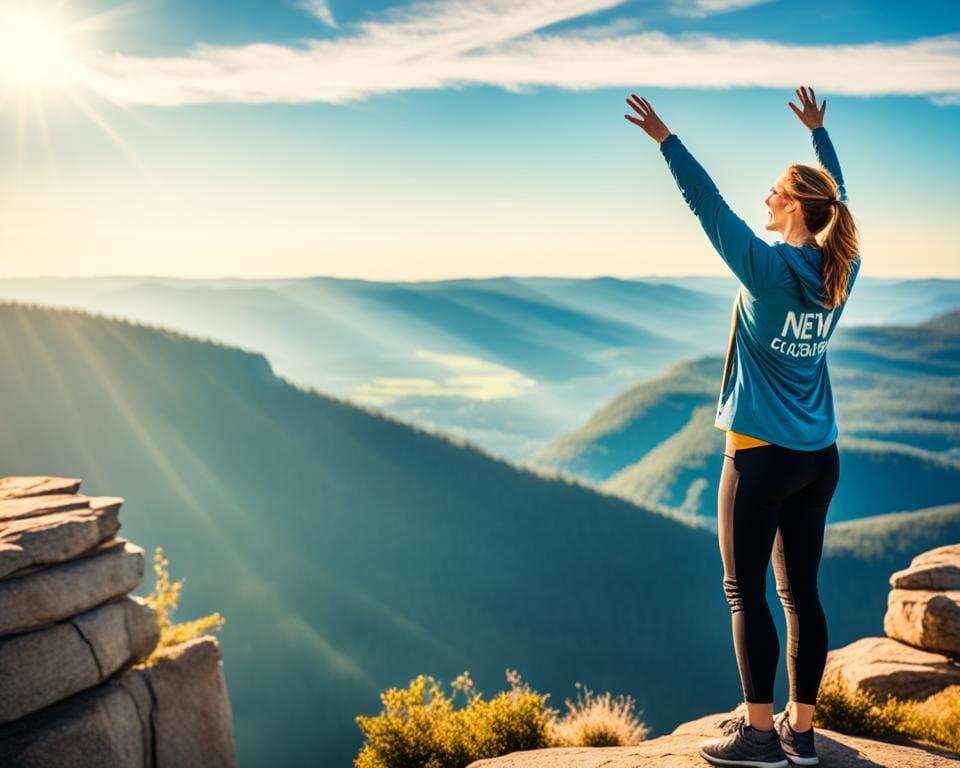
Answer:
[
  {"xmin": 0, "ymin": 0, "xmax": 148, "ymax": 179},
  {"xmin": 58, "ymin": 83, "xmax": 151, "ymax": 175}
]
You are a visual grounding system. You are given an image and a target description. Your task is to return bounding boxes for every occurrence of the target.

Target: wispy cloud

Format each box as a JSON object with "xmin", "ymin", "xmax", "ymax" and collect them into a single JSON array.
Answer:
[
  {"xmin": 74, "ymin": 0, "xmax": 960, "ymax": 107},
  {"xmin": 931, "ymin": 93, "xmax": 960, "ymax": 106},
  {"xmin": 296, "ymin": 0, "xmax": 340, "ymax": 29},
  {"xmin": 668, "ymin": 0, "xmax": 775, "ymax": 19}
]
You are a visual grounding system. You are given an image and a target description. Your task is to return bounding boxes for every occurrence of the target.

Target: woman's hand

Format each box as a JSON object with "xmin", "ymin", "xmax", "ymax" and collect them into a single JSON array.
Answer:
[
  {"xmin": 788, "ymin": 85, "xmax": 826, "ymax": 130},
  {"xmin": 624, "ymin": 94, "xmax": 672, "ymax": 143}
]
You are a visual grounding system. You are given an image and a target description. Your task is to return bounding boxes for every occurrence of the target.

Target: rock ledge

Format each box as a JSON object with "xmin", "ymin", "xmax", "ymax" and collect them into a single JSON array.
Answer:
[
  {"xmin": 467, "ymin": 708, "xmax": 960, "ymax": 767},
  {"xmin": 0, "ymin": 475, "xmax": 238, "ymax": 768}
]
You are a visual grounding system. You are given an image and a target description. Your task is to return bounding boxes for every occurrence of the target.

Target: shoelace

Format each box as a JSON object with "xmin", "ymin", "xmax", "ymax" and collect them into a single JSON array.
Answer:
[{"xmin": 716, "ymin": 713, "xmax": 747, "ymax": 736}]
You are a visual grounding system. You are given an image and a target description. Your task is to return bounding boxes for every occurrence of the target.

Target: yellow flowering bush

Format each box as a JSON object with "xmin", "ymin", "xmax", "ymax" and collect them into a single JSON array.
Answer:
[{"xmin": 137, "ymin": 546, "xmax": 225, "ymax": 666}]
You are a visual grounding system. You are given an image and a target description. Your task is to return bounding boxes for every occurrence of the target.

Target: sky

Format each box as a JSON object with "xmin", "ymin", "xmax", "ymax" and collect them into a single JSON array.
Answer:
[{"xmin": 0, "ymin": 0, "xmax": 958, "ymax": 280}]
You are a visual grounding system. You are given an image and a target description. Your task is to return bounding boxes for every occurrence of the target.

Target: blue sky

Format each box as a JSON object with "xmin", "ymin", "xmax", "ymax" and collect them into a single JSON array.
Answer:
[{"xmin": 0, "ymin": 0, "xmax": 958, "ymax": 279}]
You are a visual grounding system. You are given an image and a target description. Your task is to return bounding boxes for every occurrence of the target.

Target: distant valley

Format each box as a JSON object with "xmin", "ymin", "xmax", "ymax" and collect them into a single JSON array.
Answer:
[
  {"xmin": 532, "ymin": 310, "xmax": 960, "ymax": 525},
  {"xmin": 2, "ymin": 275, "xmax": 957, "ymax": 464},
  {"xmin": 2, "ymin": 302, "xmax": 957, "ymax": 766}
]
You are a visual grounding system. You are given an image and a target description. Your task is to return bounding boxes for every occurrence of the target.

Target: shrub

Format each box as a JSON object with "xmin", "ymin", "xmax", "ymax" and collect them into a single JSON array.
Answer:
[
  {"xmin": 354, "ymin": 670, "xmax": 651, "ymax": 768},
  {"xmin": 137, "ymin": 546, "xmax": 225, "ymax": 666},
  {"xmin": 549, "ymin": 681, "xmax": 650, "ymax": 747},
  {"xmin": 813, "ymin": 668, "xmax": 960, "ymax": 752},
  {"xmin": 811, "ymin": 669, "xmax": 888, "ymax": 735},
  {"xmin": 354, "ymin": 669, "xmax": 554, "ymax": 768},
  {"xmin": 881, "ymin": 684, "xmax": 960, "ymax": 752}
]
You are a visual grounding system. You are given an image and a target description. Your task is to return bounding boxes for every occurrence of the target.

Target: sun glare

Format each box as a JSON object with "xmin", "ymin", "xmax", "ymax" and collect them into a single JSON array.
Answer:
[
  {"xmin": 0, "ymin": 5, "xmax": 74, "ymax": 92},
  {"xmin": 0, "ymin": 1, "xmax": 149, "ymax": 174}
]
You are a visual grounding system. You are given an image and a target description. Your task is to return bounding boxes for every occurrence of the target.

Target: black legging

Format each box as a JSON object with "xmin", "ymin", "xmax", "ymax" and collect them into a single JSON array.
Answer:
[{"xmin": 718, "ymin": 441, "xmax": 840, "ymax": 705}]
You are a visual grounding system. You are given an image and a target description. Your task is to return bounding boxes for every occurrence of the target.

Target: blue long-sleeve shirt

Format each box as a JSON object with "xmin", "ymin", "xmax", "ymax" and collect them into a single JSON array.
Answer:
[{"xmin": 659, "ymin": 126, "xmax": 861, "ymax": 450}]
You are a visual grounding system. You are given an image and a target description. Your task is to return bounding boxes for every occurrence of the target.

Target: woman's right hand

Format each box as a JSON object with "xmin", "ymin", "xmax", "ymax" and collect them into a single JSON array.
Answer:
[
  {"xmin": 788, "ymin": 85, "xmax": 826, "ymax": 130},
  {"xmin": 624, "ymin": 94, "xmax": 672, "ymax": 144}
]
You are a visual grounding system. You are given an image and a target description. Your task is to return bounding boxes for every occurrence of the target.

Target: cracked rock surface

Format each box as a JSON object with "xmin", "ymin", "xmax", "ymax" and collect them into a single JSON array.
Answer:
[
  {"xmin": 0, "ymin": 475, "xmax": 237, "ymax": 768},
  {"xmin": 0, "ymin": 595, "xmax": 160, "ymax": 723},
  {"xmin": 0, "ymin": 636, "xmax": 236, "ymax": 768},
  {"xmin": 467, "ymin": 709, "xmax": 960, "ymax": 767}
]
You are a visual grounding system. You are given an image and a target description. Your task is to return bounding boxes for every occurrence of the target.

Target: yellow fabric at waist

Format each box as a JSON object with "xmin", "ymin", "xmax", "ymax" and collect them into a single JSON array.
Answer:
[
  {"xmin": 729, "ymin": 431, "xmax": 772, "ymax": 449},
  {"xmin": 714, "ymin": 425, "xmax": 773, "ymax": 449}
]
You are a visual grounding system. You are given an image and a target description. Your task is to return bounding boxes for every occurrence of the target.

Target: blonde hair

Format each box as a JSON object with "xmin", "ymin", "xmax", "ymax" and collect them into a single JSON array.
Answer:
[{"xmin": 781, "ymin": 163, "xmax": 860, "ymax": 310}]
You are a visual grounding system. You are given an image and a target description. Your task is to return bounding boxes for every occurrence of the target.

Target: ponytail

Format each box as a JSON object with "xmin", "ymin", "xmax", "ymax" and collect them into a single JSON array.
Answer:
[
  {"xmin": 817, "ymin": 200, "xmax": 859, "ymax": 310},
  {"xmin": 782, "ymin": 163, "xmax": 861, "ymax": 310}
]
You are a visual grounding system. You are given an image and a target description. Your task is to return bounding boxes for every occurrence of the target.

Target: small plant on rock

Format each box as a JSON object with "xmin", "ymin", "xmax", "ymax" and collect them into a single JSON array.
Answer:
[
  {"xmin": 814, "ymin": 668, "xmax": 960, "ymax": 752},
  {"xmin": 549, "ymin": 681, "xmax": 650, "ymax": 747},
  {"xmin": 138, "ymin": 546, "xmax": 225, "ymax": 665},
  {"xmin": 354, "ymin": 669, "xmax": 554, "ymax": 768}
]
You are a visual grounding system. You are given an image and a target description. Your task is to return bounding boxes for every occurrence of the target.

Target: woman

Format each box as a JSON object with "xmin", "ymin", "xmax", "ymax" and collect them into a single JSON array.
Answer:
[{"xmin": 625, "ymin": 86, "xmax": 860, "ymax": 768}]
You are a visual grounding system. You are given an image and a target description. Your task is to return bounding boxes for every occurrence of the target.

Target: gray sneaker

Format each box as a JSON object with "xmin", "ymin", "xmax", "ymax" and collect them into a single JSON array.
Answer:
[
  {"xmin": 773, "ymin": 709, "xmax": 819, "ymax": 765},
  {"xmin": 699, "ymin": 713, "xmax": 789, "ymax": 767}
]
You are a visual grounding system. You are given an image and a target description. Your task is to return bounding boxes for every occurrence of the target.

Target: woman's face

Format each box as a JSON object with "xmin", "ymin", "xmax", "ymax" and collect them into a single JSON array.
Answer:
[{"xmin": 764, "ymin": 175, "xmax": 794, "ymax": 234}]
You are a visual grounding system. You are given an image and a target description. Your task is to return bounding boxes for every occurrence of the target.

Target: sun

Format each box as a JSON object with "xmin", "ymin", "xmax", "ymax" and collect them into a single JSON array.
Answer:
[
  {"xmin": 0, "ymin": 1, "xmax": 148, "ymax": 173},
  {"xmin": 0, "ymin": 4, "xmax": 75, "ymax": 93}
]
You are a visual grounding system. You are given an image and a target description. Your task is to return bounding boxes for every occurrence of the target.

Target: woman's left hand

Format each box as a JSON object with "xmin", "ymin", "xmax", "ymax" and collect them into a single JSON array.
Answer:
[{"xmin": 624, "ymin": 94, "xmax": 672, "ymax": 143}]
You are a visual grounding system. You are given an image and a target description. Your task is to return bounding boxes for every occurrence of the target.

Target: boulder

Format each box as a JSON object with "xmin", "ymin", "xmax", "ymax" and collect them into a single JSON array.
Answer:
[
  {"xmin": 823, "ymin": 635, "xmax": 960, "ymax": 702},
  {"xmin": 0, "ymin": 636, "xmax": 237, "ymax": 768},
  {"xmin": 884, "ymin": 588, "xmax": 960, "ymax": 657},
  {"xmin": 0, "ymin": 477, "xmax": 82, "ymax": 500},
  {"xmin": 0, "ymin": 497, "xmax": 123, "ymax": 579},
  {"xmin": 0, "ymin": 494, "xmax": 92, "ymax": 524},
  {"xmin": 466, "ymin": 707, "xmax": 960, "ymax": 767},
  {"xmin": 0, "ymin": 538, "xmax": 145, "ymax": 636},
  {"xmin": 147, "ymin": 636, "xmax": 237, "ymax": 768},
  {"xmin": 0, "ymin": 595, "xmax": 160, "ymax": 723},
  {"xmin": 890, "ymin": 544, "xmax": 960, "ymax": 590}
]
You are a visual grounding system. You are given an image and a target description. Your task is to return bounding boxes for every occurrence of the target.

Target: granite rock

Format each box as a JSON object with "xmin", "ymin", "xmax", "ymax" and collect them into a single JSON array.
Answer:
[
  {"xmin": 823, "ymin": 635, "xmax": 960, "ymax": 702},
  {"xmin": 0, "ymin": 595, "xmax": 160, "ymax": 723},
  {"xmin": 466, "ymin": 707, "xmax": 960, "ymax": 767},
  {"xmin": 0, "ymin": 636, "xmax": 237, "ymax": 768},
  {"xmin": 0, "ymin": 494, "xmax": 93, "ymax": 524},
  {"xmin": 884, "ymin": 588, "xmax": 960, "ymax": 657},
  {"xmin": 0, "ymin": 497, "xmax": 123, "ymax": 579},
  {"xmin": 0, "ymin": 477, "xmax": 82, "ymax": 500},
  {"xmin": 889, "ymin": 543, "xmax": 960, "ymax": 591},
  {"xmin": 0, "ymin": 538, "xmax": 145, "ymax": 636}
]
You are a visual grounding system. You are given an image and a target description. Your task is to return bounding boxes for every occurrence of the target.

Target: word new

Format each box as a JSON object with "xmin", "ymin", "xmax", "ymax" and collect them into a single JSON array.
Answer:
[{"xmin": 770, "ymin": 310, "xmax": 835, "ymax": 359}]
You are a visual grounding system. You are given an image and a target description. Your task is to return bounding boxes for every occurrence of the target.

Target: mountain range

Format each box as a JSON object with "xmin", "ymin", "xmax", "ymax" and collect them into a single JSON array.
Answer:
[
  {"xmin": 2, "ymin": 275, "xmax": 957, "ymax": 464},
  {"xmin": 531, "ymin": 310, "xmax": 960, "ymax": 525},
  {"xmin": 1, "ymin": 301, "xmax": 956, "ymax": 766}
]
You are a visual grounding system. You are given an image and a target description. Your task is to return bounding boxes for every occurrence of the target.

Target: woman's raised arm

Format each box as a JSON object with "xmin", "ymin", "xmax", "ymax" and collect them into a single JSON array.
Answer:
[
  {"xmin": 624, "ymin": 94, "xmax": 780, "ymax": 296},
  {"xmin": 789, "ymin": 86, "xmax": 847, "ymax": 202}
]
